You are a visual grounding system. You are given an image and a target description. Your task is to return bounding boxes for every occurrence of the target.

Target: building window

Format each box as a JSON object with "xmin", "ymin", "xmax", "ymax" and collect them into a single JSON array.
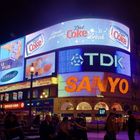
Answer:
[
  {"xmin": 111, "ymin": 103, "xmax": 123, "ymax": 111},
  {"xmin": 94, "ymin": 102, "xmax": 109, "ymax": 110},
  {"xmin": 76, "ymin": 102, "xmax": 92, "ymax": 110},
  {"xmin": 13, "ymin": 92, "xmax": 18, "ymax": 101},
  {"xmin": 61, "ymin": 102, "xmax": 74, "ymax": 110}
]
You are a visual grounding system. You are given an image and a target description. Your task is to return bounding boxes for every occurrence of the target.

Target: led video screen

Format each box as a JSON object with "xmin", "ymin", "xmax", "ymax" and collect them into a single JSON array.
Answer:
[
  {"xmin": 0, "ymin": 37, "xmax": 25, "ymax": 85},
  {"xmin": 58, "ymin": 72, "xmax": 130, "ymax": 97},
  {"xmin": 25, "ymin": 52, "xmax": 55, "ymax": 79},
  {"xmin": 25, "ymin": 18, "xmax": 130, "ymax": 58},
  {"xmin": 58, "ymin": 47, "xmax": 131, "ymax": 76}
]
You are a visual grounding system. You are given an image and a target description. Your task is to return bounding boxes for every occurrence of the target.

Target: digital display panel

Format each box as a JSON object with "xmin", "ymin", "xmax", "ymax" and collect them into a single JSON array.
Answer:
[
  {"xmin": 0, "ymin": 38, "xmax": 25, "ymax": 85},
  {"xmin": 58, "ymin": 47, "xmax": 131, "ymax": 76},
  {"xmin": 58, "ymin": 72, "xmax": 130, "ymax": 97},
  {"xmin": 26, "ymin": 52, "xmax": 55, "ymax": 79},
  {"xmin": 25, "ymin": 18, "xmax": 130, "ymax": 58},
  {"xmin": 58, "ymin": 72, "xmax": 106, "ymax": 97}
]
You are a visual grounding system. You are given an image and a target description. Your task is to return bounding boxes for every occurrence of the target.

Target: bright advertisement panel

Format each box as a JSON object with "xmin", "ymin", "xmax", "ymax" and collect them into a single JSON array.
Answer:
[
  {"xmin": 25, "ymin": 18, "xmax": 130, "ymax": 58},
  {"xmin": 58, "ymin": 72, "xmax": 105, "ymax": 97},
  {"xmin": 58, "ymin": 47, "xmax": 131, "ymax": 76},
  {"xmin": 26, "ymin": 52, "xmax": 55, "ymax": 79},
  {"xmin": 58, "ymin": 72, "xmax": 130, "ymax": 97},
  {"xmin": 0, "ymin": 38, "xmax": 25, "ymax": 85}
]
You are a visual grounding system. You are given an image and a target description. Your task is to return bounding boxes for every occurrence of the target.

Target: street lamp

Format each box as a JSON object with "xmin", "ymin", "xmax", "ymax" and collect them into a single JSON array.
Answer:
[{"xmin": 29, "ymin": 63, "xmax": 35, "ymax": 127}]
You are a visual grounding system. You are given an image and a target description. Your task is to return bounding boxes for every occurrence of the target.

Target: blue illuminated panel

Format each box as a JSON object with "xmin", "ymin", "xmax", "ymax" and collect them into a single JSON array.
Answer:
[
  {"xmin": 58, "ymin": 47, "xmax": 131, "ymax": 76},
  {"xmin": 59, "ymin": 49, "xmax": 82, "ymax": 73},
  {"xmin": 0, "ymin": 38, "xmax": 25, "ymax": 85}
]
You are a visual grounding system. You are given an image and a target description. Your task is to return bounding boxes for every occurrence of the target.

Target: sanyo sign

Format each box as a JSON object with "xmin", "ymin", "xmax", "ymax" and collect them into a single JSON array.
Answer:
[{"xmin": 58, "ymin": 72, "xmax": 130, "ymax": 97}]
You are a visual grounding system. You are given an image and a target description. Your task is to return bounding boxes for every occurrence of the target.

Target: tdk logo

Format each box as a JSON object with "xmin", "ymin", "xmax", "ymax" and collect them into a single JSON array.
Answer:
[
  {"xmin": 84, "ymin": 53, "xmax": 124, "ymax": 68},
  {"xmin": 109, "ymin": 26, "xmax": 129, "ymax": 48},
  {"xmin": 71, "ymin": 54, "xmax": 84, "ymax": 66},
  {"xmin": 71, "ymin": 53, "xmax": 124, "ymax": 69}
]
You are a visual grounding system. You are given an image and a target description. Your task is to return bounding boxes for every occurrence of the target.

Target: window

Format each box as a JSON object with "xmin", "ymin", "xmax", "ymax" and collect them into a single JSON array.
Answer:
[
  {"xmin": 111, "ymin": 103, "xmax": 123, "ymax": 111},
  {"xmin": 94, "ymin": 102, "xmax": 109, "ymax": 110},
  {"xmin": 76, "ymin": 102, "xmax": 92, "ymax": 110},
  {"xmin": 61, "ymin": 102, "xmax": 74, "ymax": 110},
  {"xmin": 13, "ymin": 92, "xmax": 18, "ymax": 100}
]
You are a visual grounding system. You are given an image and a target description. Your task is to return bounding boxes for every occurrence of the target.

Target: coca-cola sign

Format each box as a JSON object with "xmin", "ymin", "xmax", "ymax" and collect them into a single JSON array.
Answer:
[
  {"xmin": 25, "ymin": 19, "xmax": 130, "ymax": 58},
  {"xmin": 109, "ymin": 26, "xmax": 129, "ymax": 48},
  {"xmin": 26, "ymin": 34, "xmax": 45, "ymax": 55}
]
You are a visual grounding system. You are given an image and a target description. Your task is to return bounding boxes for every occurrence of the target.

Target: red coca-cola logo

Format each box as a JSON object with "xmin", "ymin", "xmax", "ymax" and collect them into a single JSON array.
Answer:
[
  {"xmin": 66, "ymin": 25, "xmax": 88, "ymax": 38},
  {"xmin": 27, "ymin": 34, "xmax": 44, "ymax": 55},
  {"xmin": 110, "ymin": 26, "xmax": 128, "ymax": 47},
  {"xmin": 29, "ymin": 39, "xmax": 43, "ymax": 52}
]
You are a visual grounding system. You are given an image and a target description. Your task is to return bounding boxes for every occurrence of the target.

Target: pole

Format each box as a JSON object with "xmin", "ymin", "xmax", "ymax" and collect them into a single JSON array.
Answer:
[{"xmin": 29, "ymin": 72, "xmax": 33, "ymax": 127}]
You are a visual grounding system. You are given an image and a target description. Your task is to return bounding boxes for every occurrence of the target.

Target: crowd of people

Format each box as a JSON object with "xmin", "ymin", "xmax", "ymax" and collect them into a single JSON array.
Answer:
[
  {"xmin": 0, "ymin": 110, "xmax": 138, "ymax": 140},
  {"xmin": 0, "ymin": 112, "xmax": 88, "ymax": 140},
  {"xmin": 39, "ymin": 114, "xmax": 88, "ymax": 140}
]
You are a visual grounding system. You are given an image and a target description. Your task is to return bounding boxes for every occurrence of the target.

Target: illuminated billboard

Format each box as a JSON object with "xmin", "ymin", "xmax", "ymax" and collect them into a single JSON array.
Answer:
[
  {"xmin": 25, "ymin": 18, "xmax": 130, "ymax": 58},
  {"xmin": 58, "ymin": 72, "xmax": 129, "ymax": 97},
  {"xmin": 58, "ymin": 47, "xmax": 131, "ymax": 76},
  {"xmin": 0, "ymin": 38, "xmax": 25, "ymax": 85},
  {"xmin": 25, "ymin": 52, "xmax": 55, "ymax": 79}
]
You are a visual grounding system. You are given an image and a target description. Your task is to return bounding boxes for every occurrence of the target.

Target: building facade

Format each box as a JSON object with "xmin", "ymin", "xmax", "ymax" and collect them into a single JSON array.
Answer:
[{"xmin": 0, "ymin": 18, "xmax": 139, "ymax": 123}]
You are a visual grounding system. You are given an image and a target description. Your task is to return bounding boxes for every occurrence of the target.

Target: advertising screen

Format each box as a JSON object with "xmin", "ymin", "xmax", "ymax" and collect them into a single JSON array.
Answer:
[
  {"xmin": 58, "ymin": 47, "xmax": 131, "ymax": 76},
  {"xmin": 25, "ymin": 18, "xmax": 130, "ymax": 58},
  {"xmin": 58, "ymin": 72, "xmax": 130, "ymax": 97},
  {"xmin": 25, "ymin": 52, "xmax": 55, "ymax": 79},
  {"xmin": 58, "ymin": 72, "xmax": 105, "ymax": 97},
  {"xmin": 0, "ymin": 38, "xmax": 25, "ymax": 85}
]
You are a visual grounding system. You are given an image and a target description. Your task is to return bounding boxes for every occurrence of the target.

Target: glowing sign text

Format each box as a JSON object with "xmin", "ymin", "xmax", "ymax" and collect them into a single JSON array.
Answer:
[
  {"xmin": 84, "ymin": 53, "xmax": 124, "ymax": 68},
  {"xmin": 65, "ymin": 76, "xmax": 129, "ymax": 94}
]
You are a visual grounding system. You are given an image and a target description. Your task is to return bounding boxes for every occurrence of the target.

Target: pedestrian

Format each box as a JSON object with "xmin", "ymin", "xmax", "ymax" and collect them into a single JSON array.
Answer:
[
  {"xmin": 57, "ymin": 116, "xmax": 71, "ymax": 140},
  {"xmin": 4, "ymin": 112, "xmax": 24, "ymax": 140},
  {"xmin": 127, "ymin": 110, "xmax": 136, "ymax": 140},
  {"xmin": 104, "ymin": 112, "xmax": 117, "ymax": 140},
  {"xmin": 32, "ymin": 115, "xmax": 40, "ymax": 128},
  {"xmin": 74, "ymin": 117, "xmax": 88, "ymax": 140},
  {"xmin": 39, "ymin": 114, "xmax": 55, "ymax": 140}
]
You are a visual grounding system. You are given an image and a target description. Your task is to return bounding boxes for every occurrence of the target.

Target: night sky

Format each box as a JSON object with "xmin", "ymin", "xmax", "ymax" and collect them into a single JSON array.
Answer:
[{"xmin": 0, "ymin": 0, "xmax": 140, "ymax": 45}]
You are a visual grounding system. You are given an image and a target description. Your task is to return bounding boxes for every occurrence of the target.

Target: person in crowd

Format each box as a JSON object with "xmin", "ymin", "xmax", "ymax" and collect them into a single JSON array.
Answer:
[
  {"xmin": 73, "ymin": 117, "xmax": 88, "ymax": 140},
  {"xmin": 4, "ymin": 111, "xmax": 24, "ymax": 140},
  {"xmin": 32, "ymin": 115, "xmax": 40, "ymax": 128},
  {"xmin": 51, "ymin": 114, "xmax": 61, "ymax": 137},
  {"xmin": 127, "ymin": 110, "xmax": 136, "ymax": 140},
  {"xmin": 57, "ymin": 116, "xmax": 71, "ymax": 140},
  {"xmin": 39, "ymin": 114, "xmax": 55, "ymax": 140},
  {"xmin": 104, "ymin": 112, "xmax": 117, "ymax": 140}
]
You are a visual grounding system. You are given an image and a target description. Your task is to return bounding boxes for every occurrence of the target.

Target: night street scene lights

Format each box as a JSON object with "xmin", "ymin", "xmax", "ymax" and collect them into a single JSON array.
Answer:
[{"xmin": 40, "ymin": 91, "xmax": 49, "ymax": 99}]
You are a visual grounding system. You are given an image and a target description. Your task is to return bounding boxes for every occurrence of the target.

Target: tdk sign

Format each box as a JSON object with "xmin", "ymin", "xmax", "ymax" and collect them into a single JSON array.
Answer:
[
  {"xmin": 84, "ymin": 53, "xmax": 124, "ymax": 68},
  {"xmin": 58, "ymin": 47, "xmax": 131, "ymax": 76}
]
